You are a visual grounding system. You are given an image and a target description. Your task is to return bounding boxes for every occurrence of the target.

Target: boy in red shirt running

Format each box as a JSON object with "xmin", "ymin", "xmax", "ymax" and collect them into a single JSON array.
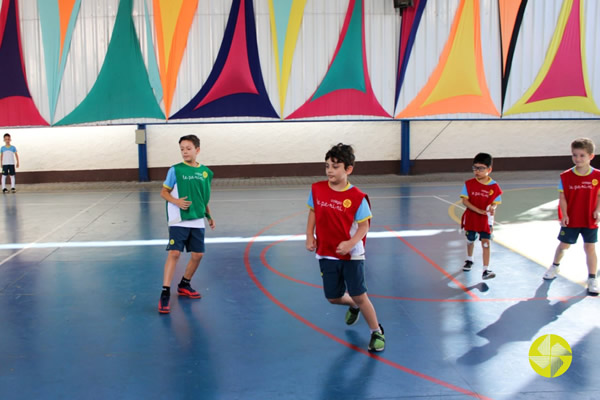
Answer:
[
  {"xmin": 305, "ymin": 143, "xmax": 385, "ymax": 352},
  {"xmin": 544, "ymin": 138, "xmax": 600, "ymax": 295},
  {"xmin": 460, "ymin": 153, "xmax": 502, "ymax": 280}
]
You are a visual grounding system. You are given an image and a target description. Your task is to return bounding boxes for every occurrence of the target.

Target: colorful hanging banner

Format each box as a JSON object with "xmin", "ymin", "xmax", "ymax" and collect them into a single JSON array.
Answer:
[
  {"xmin": 499, "ymin": 0, "xmax": 528, "ymax": 107},
  {"xmin": 56, "ymin": 0, "xmax": 165, "ymax": 125},
  {"xmin": 154, "ymin": 0, "xmax": 198, "ymax": 117},
  {"xmin": 0, "ymin": 0, "xmax": 48, "ymax": 126},
  {"xmin": 268, "ymin": 0, "xmax": 307, "ymax": 116},
  {"xmin": 504, "ymin": 0, "xmax": 600, "ymax": 115},
  {"xmin": 286, "ymin": 0, "xmax": 389, "ymax": 119},
  {"xmin": 170, "ymin": 0, "xmax": 277, "ymax": 119},
  {"xmin": 396, "ymin": 0, "xmax": 499, "ymax": 118},
  {"xmin": 38, "ymin": 0, "xmax": 82, "ymax": 123}
]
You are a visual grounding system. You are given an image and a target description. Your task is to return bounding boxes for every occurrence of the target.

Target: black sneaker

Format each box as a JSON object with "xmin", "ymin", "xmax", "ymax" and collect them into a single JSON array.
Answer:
[
  {"xmin": 345, "ymin": 307, "xmax": 360, "ymax": 325},
  {"xmin": 158, "ymin": 292, "xmax": 170, "ymax": 314},
  {"xmin": 482, "ymin": 269, "xmax": 496, "ymax": 280},
  {"xmin": 11, "ymin": 188, "xmax": 15, "ymax": 193},
  {"xmin": 368, "ymin": 324, "xmax": 385, "ymax": 352},
  {"xmin": 462, "ymin": 260, "xmax": 473, "ymax": 271},
  {"xmin": 2, "ymin": 188, "xmax": 7, "ymax": 194}
]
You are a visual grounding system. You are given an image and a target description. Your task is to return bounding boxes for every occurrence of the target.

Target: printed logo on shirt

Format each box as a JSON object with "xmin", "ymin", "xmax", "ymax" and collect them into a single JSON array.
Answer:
[
  {"xmin": 489, "ymin": 189, "xmax": 494, "ymax": 196},
  {"xmin": 203, "ymin": 171, "xmax": 208, "ymax": 178},
  {"xmin": 170, "ymin": 239, "xmax": 175, "ymax": 245},
  {"xmin": 593, "ymin": 179, "xmax": 598, "ymax": 186},
  {"xmin": 343, "ymin": 199, "xmax": 352, "ymax": 208}
]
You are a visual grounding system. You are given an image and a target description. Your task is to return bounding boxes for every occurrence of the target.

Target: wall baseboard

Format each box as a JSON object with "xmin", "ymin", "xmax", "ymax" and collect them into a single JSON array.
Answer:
[{"xmin": 13, "ymin": 156, "xmax": 582, "ymax": 184}]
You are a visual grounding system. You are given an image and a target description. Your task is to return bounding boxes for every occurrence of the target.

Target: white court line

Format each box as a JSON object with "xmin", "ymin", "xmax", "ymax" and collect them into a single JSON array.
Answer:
[
  {"xmin": 0, "ymin": 229, "xmax": 456, "ymax": 250},
  {"xmin": 0, "ymin": 193, "xmax": 114, "ymax": 266}
]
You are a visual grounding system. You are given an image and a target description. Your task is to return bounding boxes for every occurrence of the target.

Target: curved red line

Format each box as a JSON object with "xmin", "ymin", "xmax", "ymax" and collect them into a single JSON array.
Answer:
[{"xmin": 244, "ymin": 212, "xmax": 494, "ymax": 400}]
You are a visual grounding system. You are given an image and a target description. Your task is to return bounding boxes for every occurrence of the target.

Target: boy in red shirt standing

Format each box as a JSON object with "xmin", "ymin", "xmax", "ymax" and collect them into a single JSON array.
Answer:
[
  {"xmin": 305, "ymin": 143, "xmax": 385, "ymax": 352},
  {"xmin": 544, "ymin": 138, "xmax": 600, "ymax": 295},
  {"xmin": 460, "ymin": 153, "xmax": 502, "ymax": 279}
]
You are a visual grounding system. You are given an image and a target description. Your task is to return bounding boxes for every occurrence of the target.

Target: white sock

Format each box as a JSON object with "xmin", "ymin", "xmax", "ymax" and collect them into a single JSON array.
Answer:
[
  {"xmin": 1, "ymin": 175, "xmax": 5, "ymax": 189},
  {"xmin": 466, "ymin": 256, "xmax": 474, "ymax": 262},
  {"xmin": 10, "ymin": 175, "xmax": 15, "ymax": 188},
  {"xmin": 484, "ymin": 266, "xmax": 489, "ymax": 271}
]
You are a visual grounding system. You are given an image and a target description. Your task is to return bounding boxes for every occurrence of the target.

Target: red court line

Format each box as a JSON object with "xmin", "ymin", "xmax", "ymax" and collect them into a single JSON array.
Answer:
[
  {"xmin": 245, "ymin": 213, "xmax": 494, "ymax": 400},
  {"xmin": 259, "ymin": 232, "xmax": 592, "ymax": 304},
  {"xmin": 384, "ymin": 225, "xmax": 480, "ymax": 300}
]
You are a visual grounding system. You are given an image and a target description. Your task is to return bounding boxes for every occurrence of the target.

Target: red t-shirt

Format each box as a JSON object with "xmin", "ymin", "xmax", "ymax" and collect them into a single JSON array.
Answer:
[
  {"xmin": 460, "ymin": 177, "xmax": 502, "ymax": 233},
  {"xmin": 311, "ymin": 181, "xmax": 369, "ymax": 260},
  {"xmin": 558, "ymin": 167, "xmax": 600, "ymax": 228}
]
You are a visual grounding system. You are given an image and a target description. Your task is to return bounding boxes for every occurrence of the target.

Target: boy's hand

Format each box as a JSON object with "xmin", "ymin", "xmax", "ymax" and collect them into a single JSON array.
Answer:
[
  {"xmin": 175, "ymin": 196, "xmax": 192, "ymax": 210},
  {"xmin": 306, "ymin": 235, "xmax": 316, "ymax": 252},
  {"xmin": 486, "ymin": 205, "xmax": 496, "ymax": 216},
  {"xmin": 560, "ymin": 215, "xmax": 569, "ymax": 227},
  {"xmin": 207, "ymin": 217, "xmax": 216, "ymax": 230},
  {"xmin": 336, "ymin": 240, "xmax": 353, "ymax": 256}
]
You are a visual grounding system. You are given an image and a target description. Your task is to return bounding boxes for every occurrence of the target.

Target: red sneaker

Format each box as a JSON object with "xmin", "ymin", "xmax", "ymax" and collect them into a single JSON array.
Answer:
[
  {"xmin": 177, "ymin": 284, "xmax": 201, "ymax": 299},
  {"xmin": 158, "ymin": 293, "xmax": 170, "ymax": 314}
]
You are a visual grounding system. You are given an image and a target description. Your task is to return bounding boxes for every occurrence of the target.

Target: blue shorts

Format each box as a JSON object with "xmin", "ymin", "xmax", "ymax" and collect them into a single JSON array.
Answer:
[
  {"xmin": 318, "ymin": 259, "xmax": 367, "ymax": 299},
  {"xmin": 558, "ymin": 227, "xmax": 598, "ymax": 244},
  {"xmin": 2, "ymin": 165, "xmax": 15, "ymax": 176},
  {"xmin": 166, "ymin": 227, "xmax": 206, "ymax": 253},
  {"xmin": 465, "ymin": 229, "xmax": 491, "ymax": 241}
]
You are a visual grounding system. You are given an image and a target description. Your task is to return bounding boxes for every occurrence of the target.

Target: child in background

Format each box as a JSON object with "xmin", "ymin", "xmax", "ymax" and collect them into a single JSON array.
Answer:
[
  {"xmin": 460, "ymin": 152, "xmax": 502, "ymax": 280},
  {"xmin": 1, "ymin": 133, "xmax": 19, "ymax": 193},
  {"xmin": 544, "ymin": 138, "xmax": 600, "ymax": 295}
]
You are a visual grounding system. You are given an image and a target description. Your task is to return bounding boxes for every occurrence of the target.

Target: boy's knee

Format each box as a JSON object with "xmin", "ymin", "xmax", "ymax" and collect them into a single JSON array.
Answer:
[
  {"xmin": 168, "ymin": 250, "xmax": 181, "ymax": 259},
  {"xmin": 350, "ymin": 292, "xmax": 368, "ymax": 305},
  {"xmin": 481, "ymin": 239, "xmax": 490, "ymax": 248},
  {"xmin": 327, "ymin": 297, "xmax": 343, "ymax": 305},
  {"xmin": 190, "ymin": 252, "xmax": 204, "ymax": 261}
]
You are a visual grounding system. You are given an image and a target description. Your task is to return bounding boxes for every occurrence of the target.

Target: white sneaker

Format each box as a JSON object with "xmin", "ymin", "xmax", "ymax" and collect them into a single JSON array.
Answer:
[
  {"xmin": 588, "ymin": 278, "xmax": 599, "ymax": 295},
  {"xmin": 543, "ymin": 265, "xmax": 560, "ymax": 280}
]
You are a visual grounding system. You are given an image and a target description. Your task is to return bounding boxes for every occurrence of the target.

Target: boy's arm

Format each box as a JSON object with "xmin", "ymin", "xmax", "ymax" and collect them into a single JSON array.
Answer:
[
  {"xmin": 461, "ymin": 197, "xmax": 486, "ymax": 215},
  {"xmin": 336, "ymin": 219, "xmax": 369, "ymax": 256},
  {"xmin": 205, "ymin": 204, "xmax": 215, "ymax": 229},
  {"xmin": 559, "ymin": 191, "xmax": 569, "ymax": 226},
  {"xmin": 594, "ymin": 192, "xmax": 600, "ymax": 222},
  {"xmin": 15, "ymin": 152, "xmax": 19, "ymax": 168},
  {"xmin": 160, "ymin": 186, "xmax": 191, "ymax": 210},
  {"xmin": 305, "ymin": 209, "xmax": 316, "ymax": 252}
]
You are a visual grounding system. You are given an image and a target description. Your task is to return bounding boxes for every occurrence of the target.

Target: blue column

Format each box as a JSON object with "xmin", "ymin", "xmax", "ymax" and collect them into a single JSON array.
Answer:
[
  {"xmin": 137, "ymin": 124, "xmax": 149, "ymax": 182},
  {"xmin": 400, "ymin": 120, "xmax": 411, "ymax": 175}
]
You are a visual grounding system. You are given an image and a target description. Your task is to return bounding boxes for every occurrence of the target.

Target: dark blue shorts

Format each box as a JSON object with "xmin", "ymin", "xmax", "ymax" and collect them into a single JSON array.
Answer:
[
  {"xmin": 166, "ymin": 226, "xmax": 206, "ymax": 253},
  {"xmin": 318, "ymin": 259, "xmax": 367, "ymax": 299},
  {"xmin": 558, "ymin": 227, "xmax": 598, "ymax": 244},
  {"xmin": 2, "ymin": 165, "xmax": 15, "ymax": 176},
  {"xmin": 465, "ymin": 229, "xmax": 491, "ymax": 241}
]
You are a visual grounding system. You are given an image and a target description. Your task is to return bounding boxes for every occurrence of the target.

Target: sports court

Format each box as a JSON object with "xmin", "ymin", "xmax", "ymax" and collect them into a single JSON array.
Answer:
[{"xmin": 0, "ymin": 171, "xmax": 598, "ymax": 400}]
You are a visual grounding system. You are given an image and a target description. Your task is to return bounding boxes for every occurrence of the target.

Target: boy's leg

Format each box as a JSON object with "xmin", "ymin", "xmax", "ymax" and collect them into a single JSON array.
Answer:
[
  {"xmin": 10, "ymin": 174, "xmax": 15, "ymax": 190},
  {"xmin": 583, "ymin": 242, "xmax": 597, "ymax": 276},
  {"xmin": 182, "ymin": 252, "xmax": 203, "ymax": 281},
  {"xmin": 159, "ymin": 250, "xmax": 180, "ymax": 313},
  {"xmin": 583, "ymin": 230, "xmax": 598, "ymax": 294},
  {"xmin": 162, "ymin": 250, "xmax": 181, "ymax": 286},
  {"xmin": 178, "ymin": 252, "xmax": 203, "ymax": 298},
  {"xmin": 1, "ymin": 174, "xmax": 6, "ymax": 191},
  {"xmin": 463, "ymin": 232, "xmax": 476, "ymax": 271},
  {"xmin": 544, "ymin": 240, "xmax": 570, "ymax": 280},
  {"xmin": 350, "ymin": 293, "xmax": 379, "ymax": 331}
]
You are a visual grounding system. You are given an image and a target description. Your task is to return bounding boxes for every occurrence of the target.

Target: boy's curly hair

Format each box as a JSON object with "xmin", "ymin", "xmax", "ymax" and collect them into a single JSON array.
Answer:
[{"xmin": 325, "ymin": 143, "xmax": 355, "ymax": 169}]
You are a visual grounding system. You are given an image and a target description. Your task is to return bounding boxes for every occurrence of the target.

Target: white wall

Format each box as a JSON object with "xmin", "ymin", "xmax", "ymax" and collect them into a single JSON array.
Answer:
[{"xmin": 5, "ymin": 120, "xmax": 600, "ymax": 174}]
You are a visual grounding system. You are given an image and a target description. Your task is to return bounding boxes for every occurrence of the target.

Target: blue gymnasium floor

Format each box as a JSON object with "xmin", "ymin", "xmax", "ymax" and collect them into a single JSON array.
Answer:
[{"xmin": 0, "ymin": 173, "xmax": 598, "ymax": 400}]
